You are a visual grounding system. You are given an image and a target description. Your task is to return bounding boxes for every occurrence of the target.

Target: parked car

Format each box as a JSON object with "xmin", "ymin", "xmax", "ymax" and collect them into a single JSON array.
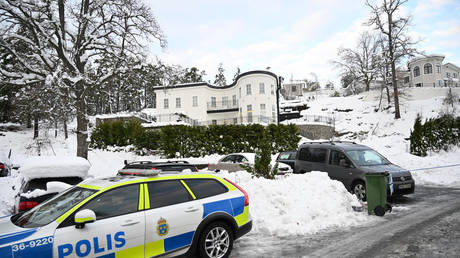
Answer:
[
  {"xmin": 2, "ymin": 172, "xmax": 252, "ymax": 258},
  {"xmin": 14, "ymin": 156, "xmax": 89, "ymax": 212},
  {"xmin": 294, "ymin": 141, "xmax": 415, "ymax": 200},
  {"xmin": 118, "ymin": 160, "xmax": 199, "ymax": 175},
  {"xmin": 0, "ymin": 152, "xmax": 12, "ymax": 177},
  {"xmin": 276, "ymin": 150, "xmax": 297, "ymax": 171},
  {"xmin": 210, "ymin": 153, "xmax": 293, "ymax": 174}
]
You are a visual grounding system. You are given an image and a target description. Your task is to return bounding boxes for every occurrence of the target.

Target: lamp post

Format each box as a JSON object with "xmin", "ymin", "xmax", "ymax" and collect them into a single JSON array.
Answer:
[{"xmin": 276, "ymin": 76, "xmax": 284, "ymax": 125}]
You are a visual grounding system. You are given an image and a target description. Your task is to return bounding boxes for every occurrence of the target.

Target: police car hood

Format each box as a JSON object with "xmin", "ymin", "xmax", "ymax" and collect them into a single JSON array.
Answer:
[
  {"xmin": 360, "ymin": 164, "xmax": 412, "ymax": 177},
  {"xmin": 0, "ymin": 215, "xmax": 38, "ymax": 243}
]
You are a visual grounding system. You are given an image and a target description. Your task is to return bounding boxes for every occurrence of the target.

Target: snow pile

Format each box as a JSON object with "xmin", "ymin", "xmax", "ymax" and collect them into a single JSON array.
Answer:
[
  {"xmin": 221, "ymin": 171, "xmax": 372, "ymax": 236},
  {"xmin": 20, "ymin": 181, "xmax": 72, "ymax": 198},
  {"xmin": 0, "ymin": 176, "xmax": 20, "ymax": 216},
  {"xmin": 19, "ymin": 156, "xmax": 90, "ymax": 180}
]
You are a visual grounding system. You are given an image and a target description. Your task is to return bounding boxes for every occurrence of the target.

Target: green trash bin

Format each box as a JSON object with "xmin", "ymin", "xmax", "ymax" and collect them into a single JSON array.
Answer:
[{"xmin": 365, "ymin": 172, "xmax": 391, "ymax": 216}]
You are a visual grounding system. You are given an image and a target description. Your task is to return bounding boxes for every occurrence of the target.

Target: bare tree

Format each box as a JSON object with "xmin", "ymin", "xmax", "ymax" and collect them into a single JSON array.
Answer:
[
  {"xmin": 0, "ymin": 0, "xmax": 166, "ymax": 158},
  {"xmin": 366, "ymin": 0, "xmax": 417, "ymax": 119},
  {"xmin": 335, "ymin": 31, "xmax": 381, "ymax": 92}
]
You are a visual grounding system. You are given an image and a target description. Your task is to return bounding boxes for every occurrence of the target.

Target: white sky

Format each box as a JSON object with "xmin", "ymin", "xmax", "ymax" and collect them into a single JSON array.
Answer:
[{"xmin": 147, "ymin": 0, "xmax": 460, "ymax": 86}]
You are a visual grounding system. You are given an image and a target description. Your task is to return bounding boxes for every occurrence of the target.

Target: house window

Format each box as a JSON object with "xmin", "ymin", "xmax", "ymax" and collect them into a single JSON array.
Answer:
[
  {"xmin": 438, "ymin": 80, "xmax": 442, "ymax": 87},
  {"xmin": 164, "ymin": 99, "xmax": 169, "ymax": 109},
  {"xmin": 192, "ymin": 96, "xmax": 198, "ymax": 107},
  {"xmin": 271, "ymin": 85, "xmax": 275, "ymax": 95},
  {"xmin": 233, "ymin": 118, "xmax": 238, "ymax": 124},
  {"xmin": 447, "ymin": 72, "xmax": 451, "ymax": 78},
  {"xmin": 454, "ymin": 73, "xmax": 458, "ymax": 78},
  {"xmin": 404, "ymin": 77, "xmax": 410, "ymax": 83},
  {"xmin": 436, "ymin": 65, "xmax": 441, "ymax": 73},
  {"xmin": 424, "ymin": 63, "xmax": 432, "ymax": 74},
  {"xmin": 211, "ymin": 97, "xmax": 216, "ymax": 107},
  {"xmin": 176, "ymin": 97, "xmax": 181, "ymax": 108},
  {"xmin": 212, "ymin": 120, "xmax": 217, "ymax": 125},
  {"xmin": 246, "ymin": 84, "xmax": 251, "ymax": 95},
  {"xmin": 292, "ymin": 85, "xmax": 297, "ymax": 92},
  {"xmin": 414, "ymin": 66, "xmax": 420, "ymax": 77},
  {"xmin": 260, "ymin": 104, "xmax": 266, "ymax": 120},
  {"xmin": 222, "ymin": 96, "xmax": 228, "ymax": 108},
  {"xmin": 239, "ymin": 87, "xmax": 241, "ymax": 98},
  {"xmin": 259, "ymin": 83, "xmax": 265, "ymax": 94},
  {"xmin": 232, "ymin": 95, "xmax": 237, "ymax": 106},
  {"xmin": 272, "ymin": 105, "xmax": 276, "ymax": 121},
  {"xmin": 247, "ymin": 105, "xmax": 252, "ymax": 123}
]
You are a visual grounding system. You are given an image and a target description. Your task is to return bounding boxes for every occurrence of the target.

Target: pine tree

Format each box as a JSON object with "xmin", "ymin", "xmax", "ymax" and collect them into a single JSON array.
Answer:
[{"xmin": 214, "ymin": 63, "xmax": 227, "ymax": 86}]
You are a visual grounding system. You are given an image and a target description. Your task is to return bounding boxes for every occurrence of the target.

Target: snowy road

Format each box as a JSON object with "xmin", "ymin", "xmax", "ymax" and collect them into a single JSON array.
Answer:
[{"xmin": 230, "ymin": 185, "xmax": 460, "ymax": 257}]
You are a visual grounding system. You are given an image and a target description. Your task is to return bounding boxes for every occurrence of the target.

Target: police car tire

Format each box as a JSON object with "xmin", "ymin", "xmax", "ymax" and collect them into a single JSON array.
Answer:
[{"xmin": 198, "ymin": 221, "xmax": 234, "ymax": 258}]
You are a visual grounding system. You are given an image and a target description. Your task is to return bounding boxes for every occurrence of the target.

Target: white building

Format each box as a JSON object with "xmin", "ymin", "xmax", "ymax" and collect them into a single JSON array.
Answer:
[
  {"xmin": 153, "ymin": 70, "xmax": 280, "ymax": 125},
  {"xmin": 405, "ymin": 55, "xmax": 460, "ymax": 88}
]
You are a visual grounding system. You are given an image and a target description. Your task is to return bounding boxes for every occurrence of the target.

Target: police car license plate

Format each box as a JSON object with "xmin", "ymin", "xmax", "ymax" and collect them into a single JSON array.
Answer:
[{"xmin": 399, "ymin": 184, "xmax": 411, "ymax": 189}]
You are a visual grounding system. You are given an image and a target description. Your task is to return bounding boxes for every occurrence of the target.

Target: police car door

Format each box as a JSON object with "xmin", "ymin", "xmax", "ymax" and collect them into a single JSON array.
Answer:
[
  {"xmin": 53, "ymin": 184, "xmax": 146, "ymax": 258},
  {"xmin": 143, "ymin": 180, "xmax": 202, "ymax": 257}
]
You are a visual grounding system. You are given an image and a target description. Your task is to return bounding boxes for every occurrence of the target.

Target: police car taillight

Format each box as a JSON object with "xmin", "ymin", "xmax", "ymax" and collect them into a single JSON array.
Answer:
[
  {"xmin": 224, "ymin": 178, "xmax": 249, "ymax": 206},
  {"xmin": 19, "ymin": 201, "xmax": 38, "ymax": 211}
]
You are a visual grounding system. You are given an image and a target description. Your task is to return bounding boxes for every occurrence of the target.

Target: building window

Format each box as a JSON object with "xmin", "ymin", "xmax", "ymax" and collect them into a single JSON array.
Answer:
[
  {"xmin": 436, "ymin": 65, "xmax": 441, "ymax": 73},
  {"xmin": 247, "ymin": 105, "xmax": 252, "ymax": 123},
  {"xmin": 176, "ymin": 97, "xmax": 181, "ymax": 108},
  {"xmin": 246, "ymin": 84, "xmax": 251, "ymax": 95},
  {"xmin": 292, "ymin": 85, "xmax": 297, "ymax": 92},
  {"xmin": 272, "ymin": 105, "xmax": 276, "ymax": 121},
  {"xmin": 413, "ymin": 66, "xmax": 420, "ymax": 77},
  {"xmin": 211, "ymin": 97, "xmax": 216, "ymax": 107},
  {"xmin": 222, "ymin": 96, "xmax": 228, "ymax": 108},
  {"xmin": 454, "ymin": 73, "xmax": 458, "ymax": 79},
  {"xmin": 271, "ymin": 85, "xmax": 274, "ymax": 95},
  {"xmin": 232, "ymin": 95, "xmax": 237, "ymax": 106},
  {"xmin": 424, "ymin": 63, "xmax": 432, "ymax": 74},
  {"xmin": 192, "ymin": 96, "xmax": 198, "ymax": 107},
  {"xmin": 212, "ymin": 120, "xmax": 217, "ymax": 125},
  {"xmin": 164, "ymin": 99, "xmax": 169, "ymax": 109},
  {"xmin": 438, "ymin": 80, "xmax": 442, "ymax": 87},
  {"xmin": 447, "ymin": 72, "xmax": 451, "ymax": 78},
  {"xmin": 260, "ymin": 104, "xmax": 266, "ymax": 120},
  {"xmin": 233, "ymin": 118, "xmax": 238, "ymax": 124},
  {"xmin": 239, "ymin": 87, "xmax": 241, "ymax": 98},
  {"xmin": 404, "ymin": 77, "xmax": 410, "ymax": 83},
  {"xmin": 259, "ymin": 83, "xmax": 265, "ymax": 94}
]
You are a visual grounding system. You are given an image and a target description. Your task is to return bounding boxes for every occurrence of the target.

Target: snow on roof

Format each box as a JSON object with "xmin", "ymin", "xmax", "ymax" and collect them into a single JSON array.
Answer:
[{"xmin": 19, "ymin": 156, "xmax": 90, "ymax": 180}]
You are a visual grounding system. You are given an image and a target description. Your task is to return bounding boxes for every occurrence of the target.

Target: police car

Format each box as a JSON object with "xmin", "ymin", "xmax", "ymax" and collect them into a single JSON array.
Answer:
[{"xmin": 0, "ymin": 172, "xmax": 252, "ymax": 258}]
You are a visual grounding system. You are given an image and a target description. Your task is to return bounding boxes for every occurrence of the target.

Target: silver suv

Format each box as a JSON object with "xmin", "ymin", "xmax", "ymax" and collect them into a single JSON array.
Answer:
[{"xmin": 294, "ymin": 141, "xmax": 415, "ymax": 200}]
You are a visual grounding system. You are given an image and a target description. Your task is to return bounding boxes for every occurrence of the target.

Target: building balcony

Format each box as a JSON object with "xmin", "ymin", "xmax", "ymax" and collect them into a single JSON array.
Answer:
[{"xmin": 207, "ymin": 100, "xmax": 239, "ymax": 113}]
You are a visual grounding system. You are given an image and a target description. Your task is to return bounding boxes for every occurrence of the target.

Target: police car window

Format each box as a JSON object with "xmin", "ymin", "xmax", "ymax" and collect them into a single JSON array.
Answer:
[
  {"xmin": 13, "ymin": 187, "xmax": 96, "ymax": 228},
  {"xmin": 82, "ymin": 184, "xmax": 139, "ymax": 220},
  {"xmin": 183, "ymin": 179, "xmax": 228, "ymax": 199},
  {"xmin": 147, "ymin": 180, "xmax": 191, "ymax": 209}
]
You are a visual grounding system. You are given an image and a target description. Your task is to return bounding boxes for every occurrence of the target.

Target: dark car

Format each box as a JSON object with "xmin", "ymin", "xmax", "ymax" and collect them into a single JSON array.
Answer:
[
  {"xmin": 276, "ymin": 151, "xmax": 297, "ymax": 171},
  {"xmin": 294, "ymin": 141, "xmax": 415, "ymax": 200},
  {"xmin": 118, "ymin": 160, "xmax": 199, "ymax": 175}
]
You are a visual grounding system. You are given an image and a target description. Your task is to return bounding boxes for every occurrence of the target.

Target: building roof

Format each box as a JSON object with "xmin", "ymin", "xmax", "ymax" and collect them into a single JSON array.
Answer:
[
  {"xmin": 443, "ymin": 62, "xmax": 460, "ymax": 70},
  {"xmin": 152, "ymin": 70, "xmax": 279, "ymax": 90},
  {"xmin": 408, "ymin": 54, "xmax": 445, "ymax": 65}
]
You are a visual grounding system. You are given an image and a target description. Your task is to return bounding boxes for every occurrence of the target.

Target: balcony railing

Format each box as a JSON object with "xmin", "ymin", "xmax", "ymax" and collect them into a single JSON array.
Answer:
[
  {"xmin": 207, "ymin": 100, "xmax": 239, "ymax": 112},
  {"xmin": 201, "ymin": 115, "xmax": 276, "ymax": 126}
]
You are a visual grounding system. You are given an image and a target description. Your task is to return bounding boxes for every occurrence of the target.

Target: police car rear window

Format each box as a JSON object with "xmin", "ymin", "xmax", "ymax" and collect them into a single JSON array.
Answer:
[
  {"xmin": 147, "ymin": 180, "xmax": 192, "ymax": 209},
  {"xmin": 183, "ymin": 179, "xmax": 228, "ymax": 199}
]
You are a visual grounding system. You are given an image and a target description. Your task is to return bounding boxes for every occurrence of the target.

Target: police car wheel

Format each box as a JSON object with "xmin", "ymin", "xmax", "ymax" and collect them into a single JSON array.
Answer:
[{"xmin": 198, "ymin": 221, "xmax": 234, "ymax": 258}]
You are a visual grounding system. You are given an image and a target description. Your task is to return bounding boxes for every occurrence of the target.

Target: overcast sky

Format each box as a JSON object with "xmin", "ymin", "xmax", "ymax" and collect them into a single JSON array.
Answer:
[{"xmin": 148, "ymin": 0, "xmax": 460, "ymax": 86}]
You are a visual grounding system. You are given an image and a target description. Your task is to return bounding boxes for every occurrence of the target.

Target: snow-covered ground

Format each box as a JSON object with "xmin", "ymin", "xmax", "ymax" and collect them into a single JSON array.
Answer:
[{"xmin": 0, "ymin": 87, "xmax": 459, "ymax": 236}]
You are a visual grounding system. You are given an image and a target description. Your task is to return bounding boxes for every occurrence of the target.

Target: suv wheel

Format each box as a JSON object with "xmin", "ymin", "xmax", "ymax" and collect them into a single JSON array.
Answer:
[
  {"xmin": 198, "ymin": 221, "xmax": 234, "ymax": 258},
  {"xmin": 352, "ymin": 181, "xmax": 366, "ymax": 201}
]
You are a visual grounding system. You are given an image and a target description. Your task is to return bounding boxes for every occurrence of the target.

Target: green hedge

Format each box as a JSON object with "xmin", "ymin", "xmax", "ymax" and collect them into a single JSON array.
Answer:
[
  {"xmin": 410, "ymin": 114, "xmax": 460, "ymax": 156},
  {"xmin": 90, "ymin": 120, "xmax": 301, "ymax": 158}
]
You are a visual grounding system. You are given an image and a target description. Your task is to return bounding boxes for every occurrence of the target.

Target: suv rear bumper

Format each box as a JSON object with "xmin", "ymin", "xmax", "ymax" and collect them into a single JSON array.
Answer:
[{"xmin": 235, "ymin": 221, "xmax": 252, "ymax": 240}]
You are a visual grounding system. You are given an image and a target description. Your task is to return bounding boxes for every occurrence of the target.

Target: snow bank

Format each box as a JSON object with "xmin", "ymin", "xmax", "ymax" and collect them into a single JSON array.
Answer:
[
  {"xmin": 0, "ymin": 176, "xmax": 20, "ymax": 216},
  {"xmin": 20, "ymin": 181, "xmax": 72, "ymax": 198},
  {"xmin": 221, "ymin": 171, "xmax": 372, "ymax": 236},
  {"xmin": 19, "ymin": 156, "xmax": 90, "ymax": 180}
]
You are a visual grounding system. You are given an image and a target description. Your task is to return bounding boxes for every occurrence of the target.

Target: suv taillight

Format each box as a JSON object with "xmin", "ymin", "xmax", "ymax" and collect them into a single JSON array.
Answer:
[
  {"xmin": 0, "ymin": 164, "xmax": 4, "ymax": 169},
  {"xmin": 19, "ymin": 201, "xmax": 39, "ymax": 211},
  {"xmin": 224, "ymin": 178, "xmax": 249, "ymax": 206}
]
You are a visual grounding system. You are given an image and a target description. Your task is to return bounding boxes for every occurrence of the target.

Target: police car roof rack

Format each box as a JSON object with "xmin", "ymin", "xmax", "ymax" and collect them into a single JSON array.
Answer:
[{"xmin": 118, "ymin": 169, "xmax": 161, "ymax": 176}]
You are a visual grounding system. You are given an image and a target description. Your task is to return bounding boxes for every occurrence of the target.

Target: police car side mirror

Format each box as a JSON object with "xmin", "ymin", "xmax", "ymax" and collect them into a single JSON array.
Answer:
[{"xmin": 74, "ymin": 209, "xmax": 96, "ymax": 229}]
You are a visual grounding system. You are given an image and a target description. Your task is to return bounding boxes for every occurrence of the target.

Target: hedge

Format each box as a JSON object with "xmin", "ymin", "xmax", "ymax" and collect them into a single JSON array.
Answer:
[
  {"xmin": 410, "ymin": 114, "xmax": 460, "ymax": 157},
  {"xmin": 90, "ymin": 120, "xmax": 301, "ymax": 158}
]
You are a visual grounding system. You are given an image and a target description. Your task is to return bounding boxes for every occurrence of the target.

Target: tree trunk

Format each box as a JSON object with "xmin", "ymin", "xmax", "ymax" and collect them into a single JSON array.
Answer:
[
  {"xmin": 55, "ymin": 120, "xmax": 58, "ymax": 138},
  {"xmin": 386, "ymin": 84, "xmax": 391, "ymax": 104},
  {"xmin": 388, "ymin": 10, "xmax": 401, "ymax": 119},
  {"xmin": 76, "ymin": 97, "xmax": 88, "ymax": 159},
  {"xmin": 64, "ymin": 118, "xmax": 68, "ymax": 139},
  {"xmin": 33, "ymin": 112, "xmax": 39, "ymax": 139}
]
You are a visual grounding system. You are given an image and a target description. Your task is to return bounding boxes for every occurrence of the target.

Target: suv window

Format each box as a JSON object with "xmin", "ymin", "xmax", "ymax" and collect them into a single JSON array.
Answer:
[
  {"xmin": 147, "ymin": 180, "xmax": 192, "ymax": 209},
  {"xmin": 183, "ymin": 179, "xmax": 228, "ymax": 199},
  {"xmin": 329, "ymin": 150, "xmax": 351, "ymax": 167},
  {"xmin": 82, "ymin": 184, "xmax": 139, "ymax": 220},
  {"xmin": 299, "ymin": 148, "xmax": 327, "ymax": 163}
]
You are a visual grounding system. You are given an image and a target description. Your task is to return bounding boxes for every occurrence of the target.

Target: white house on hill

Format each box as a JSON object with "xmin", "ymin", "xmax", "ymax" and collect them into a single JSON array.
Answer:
[
  {"xmin": 153, "ymin": 70, "xmax": 280, "ymax": 125},
  {"xmin": 405, "ymin": 55, "xmax": 460, "ymax": 88}
]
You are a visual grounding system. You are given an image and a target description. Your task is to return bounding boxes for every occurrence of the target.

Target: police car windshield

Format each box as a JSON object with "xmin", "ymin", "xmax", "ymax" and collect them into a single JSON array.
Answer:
[
  {"xmin": 13, "ymin": 187, "xmax": 96, "ymax": 228},
  {"xmin": 346, "ymin": 149, "xmax": 391, "ymax": 166}
]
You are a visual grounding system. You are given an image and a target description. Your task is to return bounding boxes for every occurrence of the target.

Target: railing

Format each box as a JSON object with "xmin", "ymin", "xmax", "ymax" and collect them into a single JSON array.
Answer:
[
  {"xmin": 302, "ymin": 115, "xmax": 335, "ymax": 126},
  {"xmin": 207, "ymin": 100, "xmax": 239, "ymax": 111},
  {"xmin": 201, "ymin": 115, "xmax": 276, "ymax": 126},
  {"xmin": 155, "ymin": 113, "xmax": 199, "ymax": 126}
]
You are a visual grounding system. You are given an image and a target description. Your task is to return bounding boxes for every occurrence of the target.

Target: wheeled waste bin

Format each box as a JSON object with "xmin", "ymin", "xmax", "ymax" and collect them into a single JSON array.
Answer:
[{"xmin": 365, "ymin": 172, "xmax": 391, "ymax": 216}]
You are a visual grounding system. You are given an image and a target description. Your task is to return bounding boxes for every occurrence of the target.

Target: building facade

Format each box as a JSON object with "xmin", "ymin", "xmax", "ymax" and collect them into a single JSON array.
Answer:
[
  {"xmin": 405, "ymin": 55, "xmax": 460, "ymax": 88},
  {"xmin": 153, "ymin": 70, "xmax": 279, "ymax": 125},
  {"xmin": 281, "ymin": 83, "xmax": 304, "ymax": 100}
]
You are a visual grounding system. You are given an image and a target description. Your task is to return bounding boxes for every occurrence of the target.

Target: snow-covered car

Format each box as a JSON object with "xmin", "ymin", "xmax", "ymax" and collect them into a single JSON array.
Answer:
[
  {"xmin": 209, "ymin": 152, "xmax": 293, "ymax": 174},
  {"xmin": 0, "ymin": 152, "xmax": 12, "ymax": 177},
  {"xmin": 14, "ymin": 156, "xmax": 90, "ymax": 213},
  {"xmin": 0, "ymin": 172, "xmax": 252, "ymax": 258}
]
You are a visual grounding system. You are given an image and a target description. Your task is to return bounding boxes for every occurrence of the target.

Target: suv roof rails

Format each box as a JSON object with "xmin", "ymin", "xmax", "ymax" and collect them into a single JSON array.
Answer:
[{"xmin": 300, "ymin": 141, "xmax": 357, "ymax": 145}]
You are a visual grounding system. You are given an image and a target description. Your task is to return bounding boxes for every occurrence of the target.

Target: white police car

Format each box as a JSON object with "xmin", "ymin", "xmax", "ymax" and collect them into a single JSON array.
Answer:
[{"xmin": 0, "ymin": 173, "xmax": 252, "ymax": 258}]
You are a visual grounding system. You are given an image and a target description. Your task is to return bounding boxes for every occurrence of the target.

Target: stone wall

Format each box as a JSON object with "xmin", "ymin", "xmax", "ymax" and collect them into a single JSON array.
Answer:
[{"xmin": 296, "ymin": 124, "xmax": 334, "ymax": 140}]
